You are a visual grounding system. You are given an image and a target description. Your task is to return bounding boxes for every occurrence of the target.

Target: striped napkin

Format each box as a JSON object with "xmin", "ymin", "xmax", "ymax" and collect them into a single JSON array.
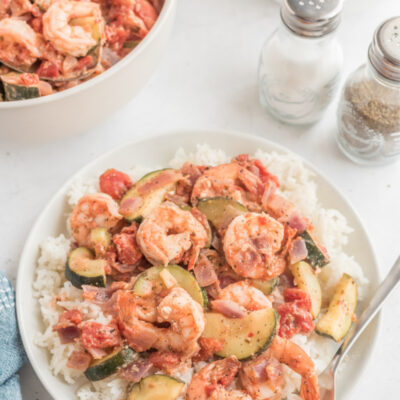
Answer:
[{"xmin": 0, "ymin": 271, "xmax": 27, "ymax": 400}]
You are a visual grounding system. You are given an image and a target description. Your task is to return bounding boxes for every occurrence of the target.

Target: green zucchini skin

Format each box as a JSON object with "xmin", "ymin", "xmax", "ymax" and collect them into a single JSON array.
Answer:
[
  {"xmin": 84, "ymin": 347, "xmax": 135, "ymax": 381},
  {"xmin": 128, "ymin": 374, "xmax": 185, "ymax": 400},
  {"xmin": 202, "ymin": 308, "xmax": 278, "ymax": 360},
  {"xmin": 133, "ymin": 264, "xmax": 208, "ymax": 308},
  {"xmin": 316, "ymin": 273, "xmax": 358, "ymax": 342},
  {"xmin": 1, "ymin": 73, "xmax": 40, "ymax": 101},
  {"xmin": 65, "ymin": 247, "xmax": 106, "ymax": 289},
  {"xmin": 196, "ymin": 197, "xmax": 248, "ymax": 232},
  {"xmin": 301, "ymin": 230, "xmax": 330, "ymax": 268},
  {"xmin": 251, "ymin": 278, "xmax": 278, "ymax": 295},
  {"xmin": 119, "ymin": 169, "xmax": 178, "ymax": 222}
]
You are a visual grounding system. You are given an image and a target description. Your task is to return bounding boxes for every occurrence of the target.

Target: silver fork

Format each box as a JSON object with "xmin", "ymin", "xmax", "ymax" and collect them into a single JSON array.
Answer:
[{"xmin": 319, "ymin": 255, "xmax": 400, "ymax": 400}]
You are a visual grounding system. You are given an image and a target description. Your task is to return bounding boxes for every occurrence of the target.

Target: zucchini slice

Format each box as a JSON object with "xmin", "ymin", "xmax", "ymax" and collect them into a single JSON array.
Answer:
[
  {"xmin": 70, "ymin": 17, "xmax": 102, "ymax": 42},
  {"xmin": 90, "ymin": 227, "xmax": 111, "ymax": 254},
  {"xmin": 202, "ymin": 308, "xmax": 278, "ymax": 360},
  {"xmin": 65, "ymin": 247, "xmax": 107, "ymax": 289},
  {"xmin": 197, "ymin": 197, "xmax": 248, "ymax": 232},
  {"xmin": 123, "ymin": 40, "xmax": 141, "ymax": 49},
  {"xmin": 251, "ymin": 278, "xmax": 278, "ymax": 295},
  {"xmin": 290, "ymin": 261, "xmax": 322, "ymax": 319},
  {"xmin": 1, "ymin": 73, "xmax": 40, "ymax": 101},
  {"xmin": 301, "ymin": 230, "xmax": 330, "ymax": 268},
  {"xmin": 128, "ymin": 374, "xmax": 185, "ymax": 400},
  {"xmin": 316, "ymin": 273, "xmax": 358, "ymax": 342},
  {"xmin": 133, "ymin": 265, "xmax": 208, "ymax": 308},
  {"xmin": 119, "ymin": 169, "xmax": 179, "ymax": 222},
  {"xmin": 84, "ymin": 346, "xmax": 135, "ymax": 381}
]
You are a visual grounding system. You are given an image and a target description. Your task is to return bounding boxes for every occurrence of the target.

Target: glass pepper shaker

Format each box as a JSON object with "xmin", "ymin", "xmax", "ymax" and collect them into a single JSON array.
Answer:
[
  {"xmin": 258, "ymin": 0, "xmax": 343, "ymax": 125},
  {"xmin": 337, "ymin": 17, "xmax": 400, "ymax": 165}
]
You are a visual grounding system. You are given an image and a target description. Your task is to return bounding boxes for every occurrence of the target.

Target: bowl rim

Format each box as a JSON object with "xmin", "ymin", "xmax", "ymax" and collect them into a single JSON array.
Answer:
[
  {"xmin": 0, "ymin": 0, "xmax": 175, "ymax": 109},
  {"xmin": 16, "ymin": 129, "xmax": 382, "ymax": 399}
]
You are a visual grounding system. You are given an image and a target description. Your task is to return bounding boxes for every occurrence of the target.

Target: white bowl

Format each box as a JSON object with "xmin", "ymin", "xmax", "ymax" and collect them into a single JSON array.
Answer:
[
  {"xmin": 0, "ymin": 0, "xmax": 176, "ymax": 143},
  {"xmin": 16, "ymin": 130, "xmax": 381, "ymax": 399}
]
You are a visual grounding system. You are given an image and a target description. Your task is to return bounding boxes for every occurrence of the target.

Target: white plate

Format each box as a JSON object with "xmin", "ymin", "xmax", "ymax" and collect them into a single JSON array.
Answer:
[{"xmin": 17, "ymin": 129, "xmax": 381, "ymax": 400}]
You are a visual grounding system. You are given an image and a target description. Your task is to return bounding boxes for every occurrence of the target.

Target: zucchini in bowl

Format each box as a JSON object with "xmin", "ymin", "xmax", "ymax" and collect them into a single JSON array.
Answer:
[
  {"xmin": 316, "ymin": 273, "xmax": 357, "ymax": 342},
  {"xmin": 301, "ymin": 230, "xmax": 330, "ymax": 268},
  {"xmin": 201, "ymin": 308, "xmax": 278, "ymax": 360},
  {"xmin": 0, "ymin": 73, "xmax": 40, "ymax": 101},
  {"xmin": 290, "ymin": 261, "xmax": 322, "ymax": 319},
  {"xmin": 119, "ymin": 169, "xmax": 180, "ymax": 222},
  {"xmin": 128, "ymin": 374, "xmax": 185, "ymax": 400},
  {"xmin": 85, "ymin": 346, "xmax": 135, "ymax": 381},
  {"xmin": 133, "ymin": 264, "xmax": 208, "ymax": 308},
  {"xmin": 65, "ymin": 247, "xmax": 107, "ymax": 289},
  {"xmin": 196, "ymin": 197, "xmax": 248, "ymax": 232}
]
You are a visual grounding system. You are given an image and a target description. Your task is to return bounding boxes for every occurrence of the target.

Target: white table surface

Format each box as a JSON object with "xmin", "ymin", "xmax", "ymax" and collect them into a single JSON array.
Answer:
[{"xmin": 1, "ymin": 0, "xmax": 399, "ymax": 398}]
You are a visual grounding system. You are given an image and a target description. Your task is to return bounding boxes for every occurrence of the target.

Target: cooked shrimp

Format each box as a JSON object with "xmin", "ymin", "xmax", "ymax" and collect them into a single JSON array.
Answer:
[
  {"xmin": 70, "ymin": 193, "xmax": 122, "ymax": 247},
  {"xmin": 186, "ymin": 356, "xmax": 251, "ymax": 400},
  {"xmin": 136, "ymin": 202, "xmax": 208, "ymax": 269},
  {"xmin": 156, "ymin": 287, "xmax": 205, "ymax": 358},
  {"xmin": 240, "ymin": 336, "xmax": 320, "ymax": 400},
  {"xmin": 223, "ymin": 212, "xmax": 285, "ymax": 280},
  {"xmin": 42, "ymin": 0, "xmax": 104, "ymax": 57},
  {"xmin": 0, "ymin": 18, "xmax": 42, "ymax": 66},
  {"xmin": 191, "ymin": 161, "xmax": 266, "ymax": 211},
  {"xmin": 212, "ymin": 280, "xmax": 271, "ymax": 315}
]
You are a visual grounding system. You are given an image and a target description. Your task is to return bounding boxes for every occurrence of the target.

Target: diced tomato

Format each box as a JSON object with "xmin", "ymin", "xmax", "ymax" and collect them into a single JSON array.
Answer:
[
  {"xmin": 105, "ymin": 24, "xmax": 130, "ymax": 51},
  {"xmin": 37, "ymin": 61, "xmax": 60, "ymax": 78},
  {"xmin": 99, "ymin": 168, "xmax": 132, "ymax": 200},
  {"xmin": 147, "ymin": 351, "xmax": 181, "ymax": 372},
  {"xmin": 20, "ymin": 73, "xmax": 40, "ymax": 86},
  {"xmin": 277, "ymin": 288, "xmax": 314, "ymax": 339},
  {"xmin": 253, "ymin": 159, "xmax": 280, "ymax": 188},
  {"xmin": 193, "ymin": 337, "xmax": 224, "ymax": 362},
  {"xmin": 76, "ymin": 55, "xmax": 93, "ymax": 70},
  {"xmin": 81, "ymin": 321, "xmax": 122, "ymax": 349}
]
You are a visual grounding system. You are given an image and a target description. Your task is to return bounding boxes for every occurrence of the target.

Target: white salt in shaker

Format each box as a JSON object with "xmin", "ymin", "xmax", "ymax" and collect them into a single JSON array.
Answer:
[{"xmin": 258, "ymin": 0, "xmax": 343, "ymax": 125}]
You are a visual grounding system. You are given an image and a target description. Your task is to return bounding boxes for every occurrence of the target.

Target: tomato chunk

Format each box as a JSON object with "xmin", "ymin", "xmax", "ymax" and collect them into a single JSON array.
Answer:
[
  {"xmin": 81, "ymin": 321, "xmax": 122, "ymax": 349},
  {"xmin": 277, "ymin": 288, "xmax": 314, "ymax": 339},
  {"xmin": 99, "ymin": 168, "xmax": 132, "ymax": 200}
]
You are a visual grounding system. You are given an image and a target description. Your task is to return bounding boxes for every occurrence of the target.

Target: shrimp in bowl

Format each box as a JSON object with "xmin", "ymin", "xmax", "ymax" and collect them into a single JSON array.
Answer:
[
  {"xmin": 0, "ymin": 0, "xmax": 161, "ymax": 100},
  {"xmin": 35, "ymin": 151, "xmax": 362, "ymax": 400}
]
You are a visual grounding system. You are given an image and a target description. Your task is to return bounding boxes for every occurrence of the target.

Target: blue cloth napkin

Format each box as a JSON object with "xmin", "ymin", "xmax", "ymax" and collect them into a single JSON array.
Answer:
[{"xmin": 0, "ymin": 271, "xmax": 27, "ymax": 400}]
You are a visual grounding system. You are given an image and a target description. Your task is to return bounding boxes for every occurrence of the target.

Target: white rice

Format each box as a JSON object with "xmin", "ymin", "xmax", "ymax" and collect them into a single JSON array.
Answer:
[{"xmin": 34, "ymin": 144, "xmax": 369, "ymax": 399}]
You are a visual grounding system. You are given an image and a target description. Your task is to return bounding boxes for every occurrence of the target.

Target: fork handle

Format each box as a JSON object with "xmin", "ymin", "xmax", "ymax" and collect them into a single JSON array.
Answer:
[{"xmin": 333, "ymin": 255, "xmax": 400, "ymax": 371}]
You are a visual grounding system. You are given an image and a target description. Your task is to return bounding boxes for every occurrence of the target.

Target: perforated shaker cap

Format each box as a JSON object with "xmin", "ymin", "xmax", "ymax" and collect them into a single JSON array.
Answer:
[
  {"xmin": 369, "ymin": 17, "xmax": 400, "ymax": 82},
  {"xmin": 281, "ymin": 0, "xmax": 343, "ymax": 38}
]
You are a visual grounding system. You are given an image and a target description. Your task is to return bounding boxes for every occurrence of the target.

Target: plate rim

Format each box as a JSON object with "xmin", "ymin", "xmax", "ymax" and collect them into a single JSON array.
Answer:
[{"xmin": 16, "ymin": 128, "xmax": 382, "ymax": 399}]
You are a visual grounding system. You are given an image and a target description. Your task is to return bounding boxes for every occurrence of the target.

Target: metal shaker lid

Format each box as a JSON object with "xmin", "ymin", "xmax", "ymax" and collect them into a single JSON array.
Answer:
[
  {"xmin": 281, "ymin": 0, "xmax": 343, "ymax": 38},
  {"xmin": 369, "ymin": 17, "xmax": 400, "ymax": 82}
]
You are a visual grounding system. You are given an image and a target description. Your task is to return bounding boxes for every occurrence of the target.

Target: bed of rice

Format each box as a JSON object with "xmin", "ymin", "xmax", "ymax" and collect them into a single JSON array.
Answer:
[{"xmin": 33, "ymin": 144, "xmax": 369, "ymax": 400}]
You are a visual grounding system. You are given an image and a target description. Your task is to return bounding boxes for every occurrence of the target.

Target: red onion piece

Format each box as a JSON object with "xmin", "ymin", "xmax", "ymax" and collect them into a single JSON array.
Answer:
[
  {"xmin": 211, "ymin": 299, "xmax": 246, "ymax": 318},
  {"xmin": 289, "ymin": 237, "xmax": 308, "ymax": 264}
]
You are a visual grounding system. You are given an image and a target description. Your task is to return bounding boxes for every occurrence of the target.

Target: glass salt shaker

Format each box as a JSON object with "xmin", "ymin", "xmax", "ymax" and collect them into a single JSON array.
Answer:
[
  {"xmin": 337, "ymin": 17, "xmax": 400, "ymax": 165},
  {"xmin": 258, "ymin": 0, "xmax": 343, "ymax": 125}
]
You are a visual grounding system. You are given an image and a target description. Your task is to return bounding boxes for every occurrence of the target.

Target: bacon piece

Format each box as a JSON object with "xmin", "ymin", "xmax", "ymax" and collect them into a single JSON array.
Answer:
[
  {"xmin": 82, "ymin": 281, "xmax": 127, "ymax": 304},
  {"xmin": 113, "ymin": 222, "xmax": 143, "ymax": 266},
  {"xmin": 99, "ymin": 168, "xmax": 132, "ymax": 201},
  {"xmin": 288, "ymin": 213, "xmax": 308, "ymax": 234},
  {"xmin": 66, "ymin": 350, "xmax": 92, "ymax": 371},
  {"xmin": 211, "ymin": 299, "xmax": 246, "ymax": 318},
  {"xmin": 81, "ymin": 321, "xmax": 122, "ymax": 349},
  {"xmin": 53, "ymin": 310, "xmax": 82, "ymax": 344},
  {"xmin": 289, "ymin": 237, "xmax": 308, "ymax": 264},
  {"xmin": 193, "ymin": 253, "xmax": 218, "ymax": 287},
  {"xmin": 120, "ymin": 359, "xmax": 153, "ymax": 382},
  {"xmin": 86, "ymin": 347, "xmax": 108, "ymax": 360},
  {"xmin": 266, "ymin": 194, "xmax": 295, "ymax": 223},
  {"xmin": 119, "ymin": 197, "xmax": 143, "ymax": 216},
  {"xmin": 137, "ymin": 170, "xmax": 181, "ymax": 196}
]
